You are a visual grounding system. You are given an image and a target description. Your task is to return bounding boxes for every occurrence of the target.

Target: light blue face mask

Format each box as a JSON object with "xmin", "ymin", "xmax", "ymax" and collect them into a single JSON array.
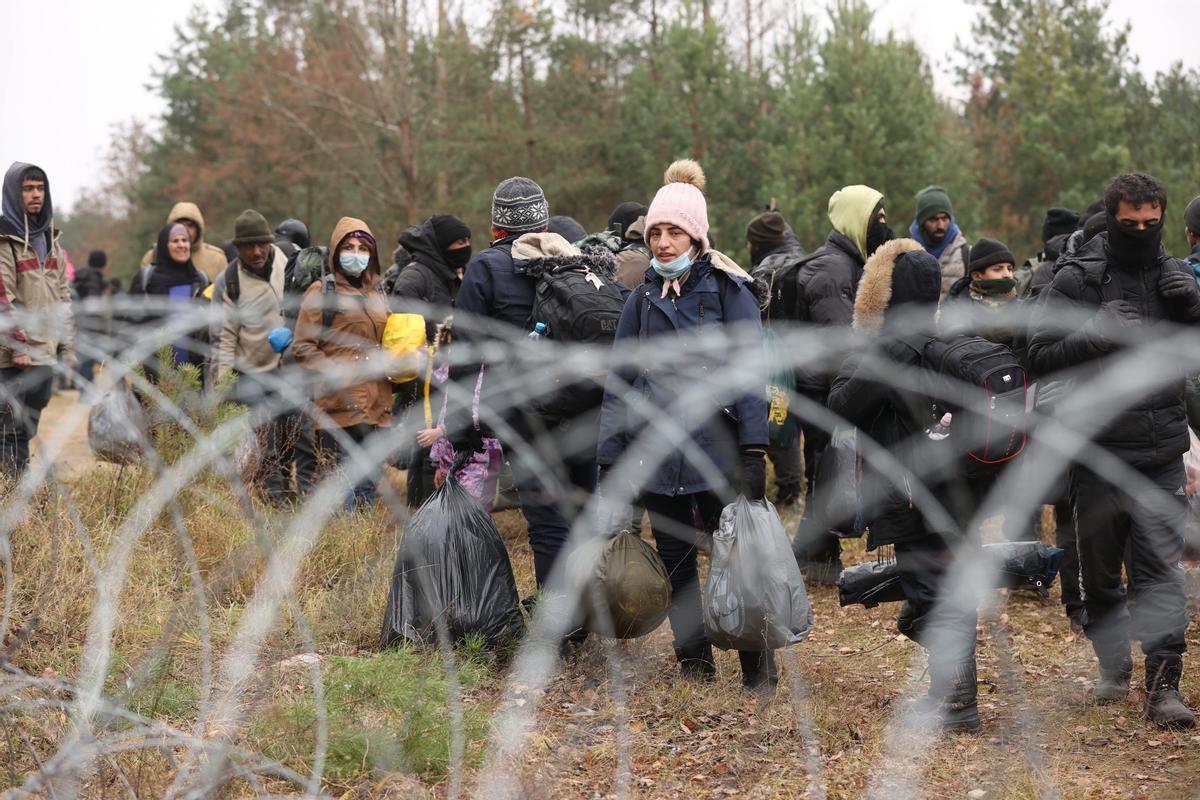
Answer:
[
  {"xmin": 651, "ymin": 247, "xmax": 694, "ymax": 280},
  {"xmin": 338, "ymin": 251, "xmax": 370, "ymax": 275}
]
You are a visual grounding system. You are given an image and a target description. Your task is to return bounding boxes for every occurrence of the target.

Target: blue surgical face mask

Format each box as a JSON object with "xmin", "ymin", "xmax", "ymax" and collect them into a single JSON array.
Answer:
[
  {"xmin": 339, "ymin": 251, "xmax": 370, "ymax": 275},
  {"xmin": 651, "ymin": 247, "xmax": 693, "ymax": 280}
]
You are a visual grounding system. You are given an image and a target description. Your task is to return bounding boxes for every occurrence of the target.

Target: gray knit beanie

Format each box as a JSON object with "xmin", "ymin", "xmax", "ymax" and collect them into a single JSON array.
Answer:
[{"xmin": 492, "ymin": 177, "xmax": 550, "ymax": 234}]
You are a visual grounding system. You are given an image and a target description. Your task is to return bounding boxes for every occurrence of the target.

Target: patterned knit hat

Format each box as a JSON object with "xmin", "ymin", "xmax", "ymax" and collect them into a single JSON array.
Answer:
[{"xmin": 492, "ymin": 176, "xmax": 550, "ymax": 234}]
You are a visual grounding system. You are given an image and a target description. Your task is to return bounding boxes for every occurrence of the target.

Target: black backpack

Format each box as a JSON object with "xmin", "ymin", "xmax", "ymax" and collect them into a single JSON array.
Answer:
[
  {"xmin": 764, "ymin": 250, "xmax": 821, "ymax": 322},
  {"xmin": 525, "ymin": 256, "xmax": 626, "ymax": 344},
  {"xmin": 923, "ymin": 335, "xmax": 1028, "ymax": 470},
  {"xmin": 281, "ymin": 245, "xmax": 336, "ymax": 331}
]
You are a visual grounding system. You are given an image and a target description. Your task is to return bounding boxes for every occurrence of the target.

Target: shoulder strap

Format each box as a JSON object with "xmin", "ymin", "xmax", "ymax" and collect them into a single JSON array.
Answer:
[
  {"xmin": 223, "ymin": 262, "xmax": 240, "ymax": 303},
  {"xmin": 140, "ymin": 266, "xmax": 156, "ymax": 295},
  {"xmin": 321, "ymin": 274, "xmax": 339, "ymax": 330}
]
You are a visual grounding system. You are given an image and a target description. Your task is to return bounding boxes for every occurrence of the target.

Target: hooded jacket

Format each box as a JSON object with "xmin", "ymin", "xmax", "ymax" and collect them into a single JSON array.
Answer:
[
  {"xmin": 613, "ymin": 216, "xmax": 651, "ymax": 290},
  {"xmin": 827, "ymin": 239, "xmax": 941, "ymax": 548},
  {"xmin": 391, "ymin": 218, "xmax": 462, "ymax": 337},
  {"xmin": 781, "ymin": 189, "xmax": 881, "ymax": 396},
  {"xmin": 0, "ymin": 163, "xmax": 74, "ymax": 367},
  {"xmin": 139, "ymin": 202, "xmax": 230, "ymax": 281},
  {"xmin": 214, "ymin": 244, "xmax": 288, "ymax": 382},
  {"xmin": 596, "ymin": 253, "xmax": 768, "ymax": 496},
  {"xmin": 292, "ymin": 217, "xmax": 392, "ymax": 430},
  {"xmin": 1027, "ymin": 232, "xmax": 1192, "ymax": 469}
]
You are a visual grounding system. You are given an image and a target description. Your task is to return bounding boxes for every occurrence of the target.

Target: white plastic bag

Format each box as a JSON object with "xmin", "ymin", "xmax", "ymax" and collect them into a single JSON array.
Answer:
[
  {"xmin": 703, "ymin": 496, "xmax": 813, "ymax": 651},
  {"xmin": 87, "ymin": 387, "xmax": 149, "ymax": 464}
]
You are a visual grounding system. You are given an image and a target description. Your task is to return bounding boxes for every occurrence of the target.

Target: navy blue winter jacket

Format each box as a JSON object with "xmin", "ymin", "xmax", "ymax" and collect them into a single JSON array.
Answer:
[{"xmin": 596, "ymin": 256, "xmax": 769, "ymax": 496}]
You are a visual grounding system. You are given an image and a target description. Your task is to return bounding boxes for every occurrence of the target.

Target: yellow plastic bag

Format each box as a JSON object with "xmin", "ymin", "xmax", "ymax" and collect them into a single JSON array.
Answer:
[{"xmin": 382, "ymin": 313, "xmax": 427, "ymax": 383}]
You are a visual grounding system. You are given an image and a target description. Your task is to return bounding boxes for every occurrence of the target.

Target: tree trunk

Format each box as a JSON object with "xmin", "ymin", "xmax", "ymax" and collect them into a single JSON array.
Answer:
[
  {"xmin": 434, "ymin": 0, "xmax": 449, "ymax": 207},
  {"xmin": 519, "ymin": 41, "xmax": 538, "ymax": 175}
]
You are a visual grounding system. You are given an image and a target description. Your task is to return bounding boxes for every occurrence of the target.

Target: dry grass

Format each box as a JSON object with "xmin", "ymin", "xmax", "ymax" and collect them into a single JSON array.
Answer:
[{"xmin": 2, "ymin": 462, "xmax": 1199, "ymax": 798}]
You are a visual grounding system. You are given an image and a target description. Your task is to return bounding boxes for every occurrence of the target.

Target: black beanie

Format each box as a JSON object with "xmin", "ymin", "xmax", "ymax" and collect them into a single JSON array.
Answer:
[
  {"xmin": 746, "ymin": 211, "xmax": 788, "ymax": 249},
  {"xmin": 87, "ymin": 249, "xmax": 107, "ymax": 268},
  {"xmin": 1041, "ymin": 208, "xmax": 1079, "ymax": 244},
  {"xmin": 1185, "ymin": 195, "xmax": 1200, "ymax": 236},
  {"xmin": 429, "ymin": 214, "xmax": 471, "ymax": 252},
  {"xmin": 608, "ymin": 201, "xmax": 648, "ymax": 236},
  {"xmin": 967, "ymin": 237, "xmax": 1016, "ymax": 273},
  {"xmin": 889, "ymin": 250, "xmax": 942, "ymax": 311},
  {"xmin": 1082, "ymin": 211, "xmax": 1107, "ymax": 243},
  {"xmin": 548, "ymin": 215, "xmax": 587, "ymax": 243}
]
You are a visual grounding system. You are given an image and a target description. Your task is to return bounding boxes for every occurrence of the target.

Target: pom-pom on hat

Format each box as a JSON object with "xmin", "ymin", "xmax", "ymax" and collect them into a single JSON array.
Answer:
[{"xmin": 644, "ymin": 159, "xmax": 709, "ymax": 252}]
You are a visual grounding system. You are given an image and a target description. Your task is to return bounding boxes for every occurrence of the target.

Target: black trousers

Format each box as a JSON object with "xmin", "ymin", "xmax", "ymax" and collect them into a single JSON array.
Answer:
[
  {"xmin": 509, "ymin": 409, "xmax": 600, "ymax": 588},
  {"xmin": 1073, "ymin": 460, "xmax": 1188, "ymax": 661},
  {"xmin": 641, "ymin": 489, "xmax": 777, "ymax": 678},
  {"xmin": 0, "ymin": 365, "xmax": 54, "ymax": 478},
  {"xmin": 316, "ymin": 423, "xmax": 380, "ymax": 508},
  {"xmin": 895, "ymin": 536, "xmax": 979, "ymax": 669},
  {"xmin": 766, "ymin": 437, "xmax": 803, "ymax": 496},
  {"xmin": 232, "ymin": 374, "xmax": 317, "ymax": 503},
  {"xmin": 793, "ymin": 420, "xmax": 842, "ymax": 563}
]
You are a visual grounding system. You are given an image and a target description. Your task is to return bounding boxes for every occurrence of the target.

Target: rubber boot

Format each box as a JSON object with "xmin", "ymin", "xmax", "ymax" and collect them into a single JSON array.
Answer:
[
  {"xmin": 1145, "ymin": 653, "xmax": 1196, "ymax": 729},
  {"xmin": 739, "ymin": 650, "xmax": 778, "ymax": 696},
  {"xmin": 1094, "ymin": 653, "xmax": 1133, "ymax": 704},
  {"xmin": 676, "ymin": 642, "xmax": 716, "ymax": 682}
]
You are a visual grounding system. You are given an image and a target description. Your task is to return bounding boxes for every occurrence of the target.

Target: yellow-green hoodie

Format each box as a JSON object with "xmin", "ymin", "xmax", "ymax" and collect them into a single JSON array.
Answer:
[{"xmin": 828, "ymin": 185, "xmax": 884, "ymax": 261}]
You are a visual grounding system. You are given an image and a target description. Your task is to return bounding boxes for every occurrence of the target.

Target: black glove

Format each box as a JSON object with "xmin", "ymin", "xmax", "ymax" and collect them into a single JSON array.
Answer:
[
  {"xmin": 1090, "ymin": 299, "xmax": 1141, "ymax": 350},
  {"xmin": 739, "ymin": 447, "xmax": 767, "ymax": 501},
  {"xmin": 1159, "ymin": 270, "xmax": 1200, "ymax": 321},
  {"xmin": 448, "ymin": 424, "xmax": 485, "ymax": 458}
]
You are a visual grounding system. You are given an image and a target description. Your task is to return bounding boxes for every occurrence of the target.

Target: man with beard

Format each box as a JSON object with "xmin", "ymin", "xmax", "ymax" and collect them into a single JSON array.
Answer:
[
  {"xmin": 0, "ymin": 163, "xmax": 75, "ymax": 476},
  {"xmin": 909, "ymin": 185, "xmax": 969, "ymax": 299},
  {"xmin": 1029, "ymin": 172, "xmax": 1196, "ymax": 729},
  {"xmin": 773, "ymin": 185, "xmax": 894, "ymax": 582}
]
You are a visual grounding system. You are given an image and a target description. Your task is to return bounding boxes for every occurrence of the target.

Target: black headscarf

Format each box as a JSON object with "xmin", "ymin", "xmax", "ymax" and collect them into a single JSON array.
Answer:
[{"xmin": 146, "ymin": 222, "xmax": 201, "ymax": 295}]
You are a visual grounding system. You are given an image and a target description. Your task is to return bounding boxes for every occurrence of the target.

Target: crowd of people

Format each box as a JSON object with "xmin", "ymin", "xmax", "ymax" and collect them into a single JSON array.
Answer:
[{"xmin": 2, "ymin": 155, "xmax": 1198, "ymax": 735}]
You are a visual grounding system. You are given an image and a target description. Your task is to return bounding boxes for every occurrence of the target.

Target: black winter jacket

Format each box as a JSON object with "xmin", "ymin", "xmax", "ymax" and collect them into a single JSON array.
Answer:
[
  {"xmin": 1027, "ymin": 233, "xmax": 1193, "ymax": 469},
  {"xmin": 828, "ymin": 333, "xmax": 935, "ymax": 548},
  {"xmin": 780, "ymin": 230, "xmax": 865, "ymax": 396},
  {"xmin": 392, "ymin": 220, "xmax": 461, "ymax": 337}
]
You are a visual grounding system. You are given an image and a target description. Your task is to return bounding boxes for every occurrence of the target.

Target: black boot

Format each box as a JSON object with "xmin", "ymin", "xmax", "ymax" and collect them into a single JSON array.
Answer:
[
  {"xmin": 1094, "ymin": 653, "xmax": 1132, "ymax": 704},
  {"xmin": 739, "ymin": 650, "xmax": 778, "ymax": 696},
  {"xmin": 919, "ymin": 660, "xmax": 981, "ymax": 734},
  {"xmin": 1145, "ymin": 652, "xmax": 1196, "ymax": 729},
  {"xmin": 676, "ymin": 642, "xmax": 716, "ymax": 681}
]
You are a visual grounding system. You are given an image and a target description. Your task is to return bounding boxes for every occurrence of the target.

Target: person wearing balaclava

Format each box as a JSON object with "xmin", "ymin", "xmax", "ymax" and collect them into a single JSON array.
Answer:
[
  {"xmin": 391, "ymin": 213, "xmax": 472, "ymax": 507},
  {"xmin": 909, "ymin": 185, "xmax": 969, "ymax": 299},
  {"xmin": 829, "ymin": 239, "xmax": 985, "ymax": 733},
  {"xmin": 0, "ymin": 162, "xmax": 75, "ymax": 477},
  {"xmin": 596, "ymin": 159, "xmax": 776, "ymax": 693},
  {"xmin": 941, "ymin": 237, "xmax": 1024, "ymax": 355},
  {"xmin": 1029, "ymin": 172, "xmax": 1198, "ymax": 730},
  {"xmin": 779, "ymin": 184, "xmax": 892, "ymax": 585}
]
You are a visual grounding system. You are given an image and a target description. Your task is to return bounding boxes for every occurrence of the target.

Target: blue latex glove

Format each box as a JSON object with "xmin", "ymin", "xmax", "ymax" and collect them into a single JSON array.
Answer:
[{"xmin": 268, "ymin": 326, "xmax": 293, "ymax": 353}]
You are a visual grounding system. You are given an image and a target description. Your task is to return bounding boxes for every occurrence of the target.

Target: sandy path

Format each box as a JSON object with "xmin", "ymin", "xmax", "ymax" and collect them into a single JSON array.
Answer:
[{"xmin": 31, "ymin": 388, "xmax": 98, "ymax": 478}]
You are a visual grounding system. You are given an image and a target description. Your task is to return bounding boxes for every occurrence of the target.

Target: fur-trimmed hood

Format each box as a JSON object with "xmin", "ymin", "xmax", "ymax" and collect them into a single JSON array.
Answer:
[{"xmin": 852, "ymin": 238, "xmax": 941, "ymax": 333}]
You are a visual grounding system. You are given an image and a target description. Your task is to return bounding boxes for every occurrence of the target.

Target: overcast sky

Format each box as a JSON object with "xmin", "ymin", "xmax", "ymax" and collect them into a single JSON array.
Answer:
[{"xmin": 2, "ymin": 0, "xmax": 1197, "ymax": 212}]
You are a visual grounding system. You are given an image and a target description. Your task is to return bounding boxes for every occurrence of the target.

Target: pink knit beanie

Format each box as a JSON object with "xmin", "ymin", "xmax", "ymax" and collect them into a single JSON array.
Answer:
[{"xmin": 644, "ymin": 159, "xmax": 709, "ymax": 252}]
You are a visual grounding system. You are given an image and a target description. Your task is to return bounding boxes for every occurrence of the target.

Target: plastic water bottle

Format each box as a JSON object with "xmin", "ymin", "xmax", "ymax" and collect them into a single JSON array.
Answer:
[
  {"xmin": 928, "ymin": 412, "xmax": 953, "ymax": 441},
  {"xmin": 527, "ymin": 322, "xmax": 547, "ymax": 341}
]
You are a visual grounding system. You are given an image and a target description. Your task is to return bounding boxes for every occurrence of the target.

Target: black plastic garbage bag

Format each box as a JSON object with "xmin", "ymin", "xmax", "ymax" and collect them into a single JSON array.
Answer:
[
  {"xmin": 565, "ymin": 531, "xmax": 670, "ymax": 639},
  {"xmin": 380, "ymin": 477, "xmax": 525, "ymax": 649},
  {"xmin": 704, "ymin": 497, "xmax": 813, "ymax": 650},
  {"xmin": 87, "ymin": 386, "xmax": 149, "ymax": 464},
  {"xmin": 837, "ymin": 541, "xmax": 1066, "ymax": 608},
  {"xmin": 836, "ymin": 560, "xmax": 906, "ymax": 608}
]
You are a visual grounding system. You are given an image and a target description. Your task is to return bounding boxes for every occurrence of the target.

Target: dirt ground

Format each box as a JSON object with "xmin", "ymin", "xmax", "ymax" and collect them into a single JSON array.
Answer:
[{"xmin": 30, "ymin": 388, "xmax": 97, "ymax": 478}]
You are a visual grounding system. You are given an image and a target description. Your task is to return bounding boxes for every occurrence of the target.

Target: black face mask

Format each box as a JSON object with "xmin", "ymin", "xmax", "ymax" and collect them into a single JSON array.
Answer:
[
  {"xmin": 866, "ymin": 218, "xmax": 895, "ymax": 258},
  {"xmin": 1105, "ymin": 213, "xmax": 1164, "ymax": 270},
  {"xmin": 445, "ymin": 246, "xmax": 473, "ymax": 270}
]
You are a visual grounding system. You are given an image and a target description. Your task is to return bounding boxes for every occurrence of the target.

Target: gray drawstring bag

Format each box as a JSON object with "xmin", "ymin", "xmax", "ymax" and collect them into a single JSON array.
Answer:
[{"xmin": 703, "ymin": 496, "xmax": 813, "ymax": 651}]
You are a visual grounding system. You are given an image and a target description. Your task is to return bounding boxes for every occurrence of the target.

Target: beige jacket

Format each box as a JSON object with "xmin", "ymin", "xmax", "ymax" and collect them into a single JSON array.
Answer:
[
  {"xmin": 614, "ymin": 215, "xmax": 650, "ymax": 289},
  {"xmin": 0, "ymin": 229, "xmax": 74, "ymax": 367},
  {"xmin": 292, "ymin": 217, "xmax": 393, "ymax": 430},
  {"xmin": 215, "ymin": 245, "xmax": 287, "ymax": 382},
  {"xmin": 937, "ymin": 229, "xmax": 970, "ymax": 300},
  {"xmin": 140, "ymin": 201, "xmax": 229, "ymax": 280}
]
